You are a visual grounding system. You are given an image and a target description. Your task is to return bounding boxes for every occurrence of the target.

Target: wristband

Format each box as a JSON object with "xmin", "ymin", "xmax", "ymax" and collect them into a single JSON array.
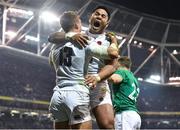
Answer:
[
  {"xmin": 65, "ymin": 32, "xmax": 76, "ymax": 40},
  {"xmin": 65, "ymin": 36, "xmax": 71, "ymax": 41}
]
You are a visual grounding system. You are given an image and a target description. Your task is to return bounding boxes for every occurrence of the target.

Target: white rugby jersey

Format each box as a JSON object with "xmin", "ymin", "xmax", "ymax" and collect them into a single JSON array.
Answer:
[
  {"xmin": 49, "ymin": 32, "xmax": 110, "ymax": 93},
  {"xmin": 85, "ymin": 30, "xmax": 110, "ymax": 74}
]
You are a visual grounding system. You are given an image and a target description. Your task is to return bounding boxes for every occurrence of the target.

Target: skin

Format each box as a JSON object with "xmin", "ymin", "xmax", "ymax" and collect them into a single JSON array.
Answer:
[
  {"xmin": 109, "ymin": 64, "xmax": 127, "ymax": 84},
  {"xmin": 89, "ymin": 9, "xmax": 110, "ymax": 34}
]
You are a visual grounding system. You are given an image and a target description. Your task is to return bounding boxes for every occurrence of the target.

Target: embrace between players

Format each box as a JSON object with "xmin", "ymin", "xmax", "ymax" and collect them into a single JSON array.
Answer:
[{"xmin": 48, "ymin": 6, "xmax": 141, "ymax": 130}]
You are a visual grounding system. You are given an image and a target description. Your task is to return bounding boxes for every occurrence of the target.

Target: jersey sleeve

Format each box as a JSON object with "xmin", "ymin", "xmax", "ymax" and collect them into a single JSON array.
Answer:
[
  {"xmin": 114, "ymin": 69, "xmax": 125, "ymax": 80},
  {"xmin": 86, "ymin": 42, "xmax": 111, "ymax": 59},
  {"xmin": 49, "ymin": 45, "xmax": 55, "ymax": 67}
]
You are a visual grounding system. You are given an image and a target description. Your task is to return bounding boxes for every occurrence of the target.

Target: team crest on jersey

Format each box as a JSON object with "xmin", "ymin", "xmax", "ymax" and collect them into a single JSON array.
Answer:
[{"xmin": 97, "ymin": 41, "xmax": 102, "ymax": 45}]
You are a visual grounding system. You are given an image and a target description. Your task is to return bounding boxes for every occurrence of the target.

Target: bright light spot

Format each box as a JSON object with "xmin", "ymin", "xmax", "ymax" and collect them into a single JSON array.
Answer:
[
  {"xmin": 116, "ymin": 35, "xmax": 123, "ymax": 40},
  {"xmin": 11, "ymin": 110, "xmax": 20, "ymax": 114},
  {"xmin": 169, "ymin": 76, "xmax": 180, "ymax": 81},
  {"xmin": 169, "ymin": 77, "xmax": 175, "ymax": 81},
  {"xmin": 25, "ymin": 35, "xmax": 39, "ymax": 42},
  {"xmin": 139, "ymin": 42, "xmax": 142, "ymax": 46},
  {"xmin": 150, "ymin": 45, "xmax": 154, "ymax": 49},
  {"xmin": 145, "ymin": 79, "xmax": 160, "ymax": 84},
  {"xmin": 150, "ymin": 75, "xmax": 161, "ymax": 81},
  {"xmin": 40, "ymin": 11, "xmax": 59, "ymax": 23},
  {"xmin": 8, "ymin": 8, "xmax": 33, "ymax": 15},
  {"xmin": 168, "ymin": 76, "xmax": 180, "ymax": 85},
  {"xmin": 5, "ymin": 31, "xmax": 16, "ymax": 38},
  {"xmin": 138, "ymin": 77, "xmax": 143, "ymax": 81},
  {"xmin": 172, "ymin": 50, "xmax": 178, "ymax": 55},
  {"xmin": 145, "ymin": 75, "xmax": 161, "ymax": 84},
  {"xmin": 30, "ymin": 112, "xmax": 39, "ymax": 116},
  {"xmin": 137, "ymin": 42, "xmax": 143, "ymax": 48},
  {"xmin": 8, "ymin": 8, "xmax": 33, "ymax": 18},
  {"xmin": 134, "ymin": 40, "xmax": 137, "ymax": 44}
]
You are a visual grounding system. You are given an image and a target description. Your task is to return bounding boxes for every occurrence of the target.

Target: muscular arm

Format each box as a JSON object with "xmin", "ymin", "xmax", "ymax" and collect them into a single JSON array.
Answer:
[
  {"xmin": 85, "ymin": 59, "xmax": 119, "ymax": 86},
  {"xmin": 88, "ymin": 44, "xmax": 119, "ymax": 60},
  {"xmin": 98, "ymin": 59, "xmax": 119, "ymax": 80},
  {"xmin": 109, "ymin": 74, "xmax": 123, "ymax": 84},
  {"xmin": 85, "ymin": 33, "xmax": 120, "ymax": 86},
  {"xmin": 48, "ymin": 32, "xmax": 67, "ymax": 43},
  {"xmin": 48, "ymin": 32, "xmax": 89, "ymax": 47},
  {"xmin": 88, "ymin": 32, "xmax": 119, "ymax": 60}
]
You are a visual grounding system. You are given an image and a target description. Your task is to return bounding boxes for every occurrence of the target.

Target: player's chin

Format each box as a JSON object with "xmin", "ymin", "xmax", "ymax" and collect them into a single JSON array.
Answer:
[{"xmin": 91, "ymin": 26, "xmax": 102, "ymax": 33}]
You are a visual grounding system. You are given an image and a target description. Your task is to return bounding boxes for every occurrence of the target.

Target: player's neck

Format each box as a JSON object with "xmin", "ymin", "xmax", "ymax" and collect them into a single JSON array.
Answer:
[
  {"xmin": 89, "ymin": 28, "xmax": 105, "ymax": 34},
  {"xmin": 118, "ymin": 66, "xmax": 129, "ymax": 70},
  {"xmin": 69, "ymin": 28, "xmax": 81, "ymax": 33}
]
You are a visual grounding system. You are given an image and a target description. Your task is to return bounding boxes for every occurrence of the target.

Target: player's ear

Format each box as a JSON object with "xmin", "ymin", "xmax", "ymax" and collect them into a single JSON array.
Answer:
[
  {"xmin": 88, "ymin": 17, "xmax": 91, "ymax": 24},
  {"xmin": 105, "ymin": 20, "xmax": 110, "ymax": 29},
  {"xmin": 74, "ymin": 22, "xmax": 79, "ymax": 29}
]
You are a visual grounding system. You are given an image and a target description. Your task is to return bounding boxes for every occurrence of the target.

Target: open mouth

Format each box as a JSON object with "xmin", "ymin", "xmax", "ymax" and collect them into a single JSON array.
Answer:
[
  {"xmin": 94, "ymin": 21, "xmax": 100, "ymax": 27},
  {"xmin": 92, "ymin": 21, "xmax": 101, "ymax": 30}
]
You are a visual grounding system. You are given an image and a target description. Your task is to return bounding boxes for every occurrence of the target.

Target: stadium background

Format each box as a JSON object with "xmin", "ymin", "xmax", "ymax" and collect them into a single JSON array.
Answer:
[{"xmin": 0, "ymin": 0, "xmax": 180, "ymax": 129}]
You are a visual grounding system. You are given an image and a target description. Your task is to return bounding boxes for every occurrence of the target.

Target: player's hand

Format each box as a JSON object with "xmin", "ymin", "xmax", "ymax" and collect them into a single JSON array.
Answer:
[
  {"xmin": 106, "ymin": 32, "xmax": 118, "ymax": 45},
  {"xmin": 70, "ymin": 33, "xmax": 89, "ymax": 48},
  {"xmin": 85, "ymin": 75, "xmax": 99, "ymax": 89}
]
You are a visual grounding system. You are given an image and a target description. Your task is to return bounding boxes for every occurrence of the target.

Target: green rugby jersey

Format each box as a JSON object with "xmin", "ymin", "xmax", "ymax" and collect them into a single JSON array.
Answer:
[{"xmin": 112, "ymin": 68, "xmax": 140, "ymax": 113}]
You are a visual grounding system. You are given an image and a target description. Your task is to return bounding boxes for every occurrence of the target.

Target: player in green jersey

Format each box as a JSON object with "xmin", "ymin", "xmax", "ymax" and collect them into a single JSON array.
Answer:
[{"xmin": 109, "ymin": 56, "xmax": 141, "ymax": 130}]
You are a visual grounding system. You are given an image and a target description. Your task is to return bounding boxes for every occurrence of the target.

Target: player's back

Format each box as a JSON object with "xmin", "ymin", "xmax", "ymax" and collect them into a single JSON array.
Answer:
[{"xmin": 49, "ymin": 42, "xmax": 89, "ymax": 92}]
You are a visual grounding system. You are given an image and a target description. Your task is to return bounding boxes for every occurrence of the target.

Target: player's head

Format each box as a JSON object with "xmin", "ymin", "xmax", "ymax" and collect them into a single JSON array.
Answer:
[
  {"xmin": 118, "ymin": 56, "xmax": 132, "ymax": 69},
  {"xmin": 60, "ymin": 11, "xmax": 81, "ymax": 33},
  {"xmin": 89, "ymin": 6, "xmax": 111, "ymax": 34}
]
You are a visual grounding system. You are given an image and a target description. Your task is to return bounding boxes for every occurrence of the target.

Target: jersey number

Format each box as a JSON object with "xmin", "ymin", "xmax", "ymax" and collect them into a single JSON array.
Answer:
[
  {"xmin": 128, "ymin": 83, "xmax": 139, "ymax": 102},
  {"xmin": 59, "ymin": 47, "xmax": 73, "ymax": 66}
]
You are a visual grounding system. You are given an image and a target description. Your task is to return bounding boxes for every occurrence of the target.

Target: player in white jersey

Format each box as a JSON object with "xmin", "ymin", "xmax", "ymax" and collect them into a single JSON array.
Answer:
[
  {"xmin": 48, "ymin": 6, "xmax": 118, "ymax": 129},
  {"xmin": 49, "ymin": 11, "xmax": 118, "ymax": 129},
  {"xmin": 85, "ymin": 7, "xmax": 117, "ymax": 129}
]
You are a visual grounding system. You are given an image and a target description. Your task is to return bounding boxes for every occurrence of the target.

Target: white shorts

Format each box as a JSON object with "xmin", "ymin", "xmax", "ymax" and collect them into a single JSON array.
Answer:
[
  {"xmin": 90, "ymin": 80, "xmax": 112, "ymax": 108},
  {"xmin": 49, "ymin": 89, "xmax": 91, "ymax": 125},
  {"xmin": 115, "ymin": 111, "xmax": 141, "ymax": 130}
]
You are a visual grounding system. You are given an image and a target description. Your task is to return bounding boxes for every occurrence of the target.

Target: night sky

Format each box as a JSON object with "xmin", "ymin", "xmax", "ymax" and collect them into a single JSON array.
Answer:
[{"xmin": 108, "ymin": 0, "xmax": 180, "ymax": 20}]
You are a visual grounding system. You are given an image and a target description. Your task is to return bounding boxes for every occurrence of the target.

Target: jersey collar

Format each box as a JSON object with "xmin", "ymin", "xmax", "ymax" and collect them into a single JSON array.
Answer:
[{"xmin": 86, "ymin": 30, "xmax": 105, "ymax": 39}]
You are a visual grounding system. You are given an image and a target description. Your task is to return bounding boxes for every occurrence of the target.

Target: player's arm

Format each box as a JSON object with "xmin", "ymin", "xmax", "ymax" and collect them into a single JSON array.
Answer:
[
  {"xmin": 86, "ymin": 63, "xmax": 122, "ymax": 87},
  {"xmin": 48, "ymin": 32, "xmax": 66, "ymax": 43},
  {"xmin": 85, "ymin": 59, "xmax": 119, "ymax": 86},
  {"xmin": 85, "ymin": 34, "xmax": 119, "ymax": 86},
  {"xmin": 109, "ymin": 73, "xmax": 123, "ymax": 84},
  {"xmin": 96, "ymin": 32, "xmax": 119, "ymax": 79},
  {"xmin": 48, "ymin": 50, "xmax": 53, "ymax": 67},
  {"xmin": 48, "ymin": 32, "xmax": 89, "ymax": 47},
  {"xmin": 88, "ymin": 32, "xmax": 119, "ymax": 59},
  {"xmin": 88, "ymin": 44, "xmax": 119, "ymax": 59},
  {"xmin": 105, "ymin": 32, "xmax": 119, "ymax": 59}
]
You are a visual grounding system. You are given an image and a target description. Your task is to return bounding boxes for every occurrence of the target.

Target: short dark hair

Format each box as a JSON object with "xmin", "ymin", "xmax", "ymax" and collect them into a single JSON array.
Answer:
[
  {"xmin": 60, "ymin": 11, "xmax": 79, "ymax": 32},
  {"xmin": 92, "ymin": 6, "xmax": 111, "ymax": 20},
  {"xmin": 118, "ymin": 56, "xmax": 132, "ymax": 69}
]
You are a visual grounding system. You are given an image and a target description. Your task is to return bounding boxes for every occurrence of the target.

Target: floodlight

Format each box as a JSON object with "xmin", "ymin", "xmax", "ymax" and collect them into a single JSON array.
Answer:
[
  {"xmin": 40, "ymin": 11, "xmax": 59, "ymax": 23},
  {"xmin": 5, "ymin": 31, "xmax": 16, "ymax": 38}
]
